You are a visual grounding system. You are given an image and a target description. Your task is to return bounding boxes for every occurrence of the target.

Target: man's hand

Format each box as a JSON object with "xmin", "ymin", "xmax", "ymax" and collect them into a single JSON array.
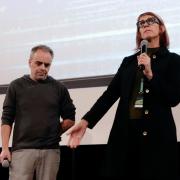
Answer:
[{"xmin": 0, "ymin": 148, "xmax": 11, "ymax": 163}]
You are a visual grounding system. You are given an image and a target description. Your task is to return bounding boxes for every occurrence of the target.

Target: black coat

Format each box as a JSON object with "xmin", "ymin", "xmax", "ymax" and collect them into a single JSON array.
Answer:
[{"xmin": 83, "ymin": 47, "xmax": 180, "ymax": 179}]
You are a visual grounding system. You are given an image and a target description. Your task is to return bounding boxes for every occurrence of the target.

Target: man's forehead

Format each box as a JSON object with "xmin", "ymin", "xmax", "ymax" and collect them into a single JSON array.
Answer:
[{"xmin": 31, "ymin": 50, "xmax": 52, "ymax": 61}]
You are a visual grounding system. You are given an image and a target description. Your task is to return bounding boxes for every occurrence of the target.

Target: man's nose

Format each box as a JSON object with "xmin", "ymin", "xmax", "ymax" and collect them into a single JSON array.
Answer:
[{"xmin": 40, "ymin": 63, "xmax": 46, "ymax": 70}]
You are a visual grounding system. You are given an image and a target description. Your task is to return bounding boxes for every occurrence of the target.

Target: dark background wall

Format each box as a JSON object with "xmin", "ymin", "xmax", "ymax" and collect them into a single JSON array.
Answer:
[{"xmin": 1, "ymin": 144, "xmax": 180, "ymax": 180}]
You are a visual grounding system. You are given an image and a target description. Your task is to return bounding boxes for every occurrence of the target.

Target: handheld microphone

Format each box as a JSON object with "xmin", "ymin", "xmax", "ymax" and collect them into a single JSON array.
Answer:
[
  {"xmin": 2, "ymin": 158, "xmax": 10, "ymax": 168},
  {"xmin": 138, "ymin": 39, "xmax": 148, "ymax": 70}
]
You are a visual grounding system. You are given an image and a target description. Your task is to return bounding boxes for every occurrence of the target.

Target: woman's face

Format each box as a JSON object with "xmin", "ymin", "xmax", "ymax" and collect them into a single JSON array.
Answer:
[{"xmin": 138, "ymin": 15, "xmax": 161, "ymax": 42}]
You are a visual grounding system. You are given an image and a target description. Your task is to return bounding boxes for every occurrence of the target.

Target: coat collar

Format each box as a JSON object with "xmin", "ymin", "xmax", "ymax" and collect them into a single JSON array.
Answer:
[{"xmin": 135, "ymin": 47, "xmax": 169, "ymax": 57}]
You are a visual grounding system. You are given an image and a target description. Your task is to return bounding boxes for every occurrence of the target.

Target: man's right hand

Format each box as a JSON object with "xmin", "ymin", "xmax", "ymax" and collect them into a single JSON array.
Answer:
[{"xmin": 0, "ymin": 148, "xmax": 11, "ymax": 163}]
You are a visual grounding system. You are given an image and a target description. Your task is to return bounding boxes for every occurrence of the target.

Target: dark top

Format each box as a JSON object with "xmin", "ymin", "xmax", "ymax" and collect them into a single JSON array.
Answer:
[
  {"xmin": 129, "ymin": 48, "xmax": 160, "ymax": 119},
  {"xmin": 1, "ymin": 75, "xmax": 76, "ymax": 151},
  {"xmin": 129, "ymin": 69, "xmax": 144, "ymax": 119}
]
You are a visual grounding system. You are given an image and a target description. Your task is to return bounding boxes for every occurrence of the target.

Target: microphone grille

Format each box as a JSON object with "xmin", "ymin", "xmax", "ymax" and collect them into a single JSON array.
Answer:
[
  {"xmin": 2, "ymin": 159, "xmax": 9, "ymax": 168},
  {"xmin": 140, "ymin": 39, "xmax": 148, "ymax": 54},
  {"xmin": 140, "ymin": 39, "xmax": 148, "ymax": 47}
]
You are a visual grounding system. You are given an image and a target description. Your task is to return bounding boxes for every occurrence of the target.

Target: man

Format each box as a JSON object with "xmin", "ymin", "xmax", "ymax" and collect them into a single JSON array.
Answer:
[
  {"xmin": 67, "ymin": 12, "xmax": 180, "ymax": 180},
  {"xmin": 0, "ymin": 45, "xmax": 76, "ymax": 180}
]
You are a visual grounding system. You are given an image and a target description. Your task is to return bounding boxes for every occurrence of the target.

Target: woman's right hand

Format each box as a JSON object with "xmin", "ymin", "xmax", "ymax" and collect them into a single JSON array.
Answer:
[{"xmin": 67, "ymin": 119, "xmax": 88, "ymax": 148}]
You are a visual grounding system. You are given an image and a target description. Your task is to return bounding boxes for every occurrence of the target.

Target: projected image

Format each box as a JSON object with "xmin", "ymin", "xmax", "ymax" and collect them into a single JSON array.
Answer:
[
  {"xmin": 0, "ymin": 0, "xmax": 180, "ymax": 84},
  {"xmin": 1, "ymin": 1, "xmax": 180, "ymax": 146}
]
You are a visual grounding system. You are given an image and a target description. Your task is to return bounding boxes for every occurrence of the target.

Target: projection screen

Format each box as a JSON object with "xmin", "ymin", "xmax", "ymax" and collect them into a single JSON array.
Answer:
[{"xmin": 0, "ymin": 0, "xmax": 180, "ymax": 145}]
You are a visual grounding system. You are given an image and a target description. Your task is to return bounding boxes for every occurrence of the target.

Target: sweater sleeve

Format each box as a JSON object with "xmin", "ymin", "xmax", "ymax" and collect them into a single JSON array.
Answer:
[
  {"xmin": 59, "ymin": 84, "xmax": 76, "ymax": 121},
  {"xmin": 1, "ymin": 82, "xmax": 16, "ymax": 126}
]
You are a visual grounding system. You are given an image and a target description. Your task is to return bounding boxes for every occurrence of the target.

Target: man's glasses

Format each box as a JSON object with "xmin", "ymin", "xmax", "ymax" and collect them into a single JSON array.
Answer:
[{"xmin": 136, "ymin": 17, "xmax": 160, "ymax": 29}]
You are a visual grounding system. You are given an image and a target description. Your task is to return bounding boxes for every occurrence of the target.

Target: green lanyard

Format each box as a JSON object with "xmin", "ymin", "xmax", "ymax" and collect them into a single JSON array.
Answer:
[{"xmin": 139, "ymin": 78, "xmax": 144, "ymax": 94}]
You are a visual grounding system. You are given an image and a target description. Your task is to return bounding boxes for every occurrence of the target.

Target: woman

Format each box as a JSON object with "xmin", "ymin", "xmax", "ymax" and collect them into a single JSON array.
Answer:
[{"xmin": 68, "ymin": 12, "xmax": 180, "ymax": 180}]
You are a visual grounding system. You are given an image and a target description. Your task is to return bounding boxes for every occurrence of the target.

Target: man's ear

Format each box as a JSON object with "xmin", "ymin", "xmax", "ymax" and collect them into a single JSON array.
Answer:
[{"xmin": 28, "ymin": 59, "xmax": 31, "ymax": 67}]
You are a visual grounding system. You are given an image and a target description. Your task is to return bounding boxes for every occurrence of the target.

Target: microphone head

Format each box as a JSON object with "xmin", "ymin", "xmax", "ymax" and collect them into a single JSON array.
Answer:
[
  {"xmin": 2, "ymin": 159, "xmax": 10, "ymax": 168},
  {"xmin": 140, "ymin": 39, "xmax": 148, "ymax": 54},
  {"xmin": 138, "ymin": 39, "xmax": 148, "ymax": 71}
]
